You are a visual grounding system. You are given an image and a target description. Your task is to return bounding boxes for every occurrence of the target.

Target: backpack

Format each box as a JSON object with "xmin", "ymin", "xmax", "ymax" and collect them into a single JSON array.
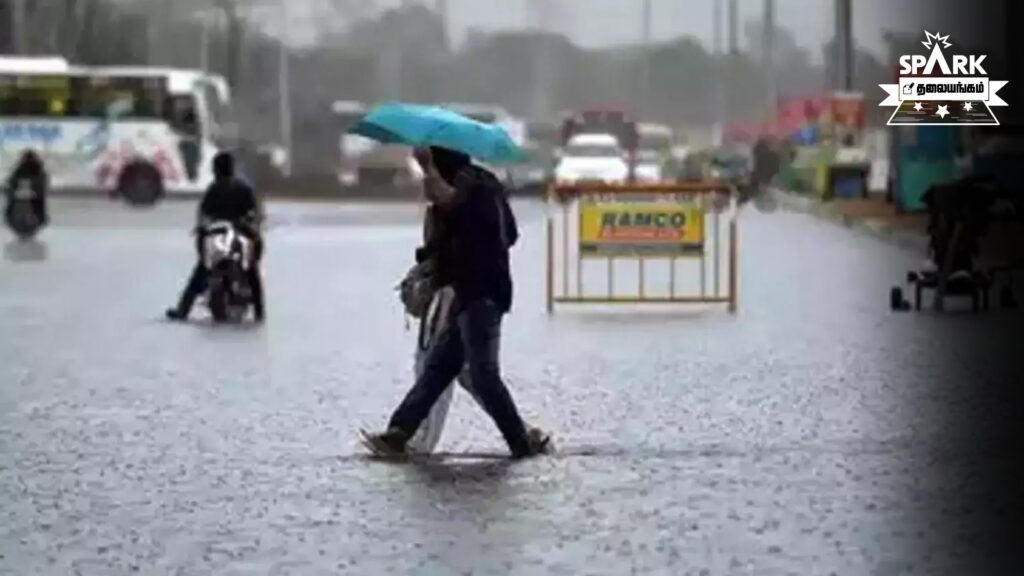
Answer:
[{"xmin": 398, "ymin": 258, "xmax": 437, "ymax": 319}]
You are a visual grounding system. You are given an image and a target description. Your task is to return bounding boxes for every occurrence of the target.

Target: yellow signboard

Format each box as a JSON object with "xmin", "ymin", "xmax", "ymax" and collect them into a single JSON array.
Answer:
[{"xmin": 579, "ymin": 200, "xmax": 705, "ymax": 257}]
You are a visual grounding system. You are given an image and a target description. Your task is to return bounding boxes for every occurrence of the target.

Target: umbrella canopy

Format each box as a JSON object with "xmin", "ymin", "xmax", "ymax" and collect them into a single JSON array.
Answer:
[{"xmin": 348, "ymin": 102, "xmax": 526, "ymax": 164}]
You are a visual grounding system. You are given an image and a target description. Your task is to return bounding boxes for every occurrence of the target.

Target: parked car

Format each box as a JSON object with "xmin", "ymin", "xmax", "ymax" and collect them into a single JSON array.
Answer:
[
  {"xmin": 508, "ymin": 143, "xmax": 554, "ymax": 195},
  {"xmin": 554, "ymin": 133, "xmax": 629, "ymax": 184},
  {"xmin": 350, "ymin": 145, "xmax": 424, "ymax": 197}
]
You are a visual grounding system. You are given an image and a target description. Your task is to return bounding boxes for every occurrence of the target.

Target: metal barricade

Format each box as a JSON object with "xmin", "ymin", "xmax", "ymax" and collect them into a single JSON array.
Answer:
[{"xmin": 545, "ymin": 181, "xmax": 739, "ymax": 313}]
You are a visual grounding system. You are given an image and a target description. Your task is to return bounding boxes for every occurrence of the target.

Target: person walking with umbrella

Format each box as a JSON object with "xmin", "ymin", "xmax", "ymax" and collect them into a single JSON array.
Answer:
[
  {"xmin": 353, "ymin": 104, "xmax": 550, "ymax": 458},
  {"xmin": 360, "ymin": 145, "xmax": 548, "ymax": 457},
  {"xmin": 401, "ymin": 149, "xmax": 545, "ymax": 455}
]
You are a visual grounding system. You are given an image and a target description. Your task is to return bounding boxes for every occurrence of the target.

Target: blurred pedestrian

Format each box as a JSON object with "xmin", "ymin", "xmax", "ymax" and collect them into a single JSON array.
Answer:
[
  {"xmin": 364, "ymin": 146, "xmax": 550, "ymax": 458},
  {"xmin": 752, "ymin": 135, "xmax": 780, "ymax": 189},
  {"xmin": 4, "ymin": 149, "xmax": 49, "ymax": 226}
]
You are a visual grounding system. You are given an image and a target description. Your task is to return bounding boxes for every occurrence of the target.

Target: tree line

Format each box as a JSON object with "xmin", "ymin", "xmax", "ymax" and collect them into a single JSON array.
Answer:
[{"xmin": 2, "ymin": 1, "xmax": 893, "ymax": 176}]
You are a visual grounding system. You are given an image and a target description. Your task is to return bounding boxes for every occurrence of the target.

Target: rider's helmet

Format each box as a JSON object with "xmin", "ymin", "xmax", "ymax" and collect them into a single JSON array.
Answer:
[
  {"xmin": 11, "ymin": 149, "xmax": 44, "ymax": 179},
  {"xmin": 212, "ymin": 151, "xmax": 236, "ymax": 181}
]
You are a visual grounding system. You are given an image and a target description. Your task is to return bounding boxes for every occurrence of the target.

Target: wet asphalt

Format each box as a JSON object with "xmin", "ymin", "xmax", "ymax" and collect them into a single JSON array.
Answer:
[{"xmin": 0, "ymin": 197, "xmax": 1010, "ymax": 575}]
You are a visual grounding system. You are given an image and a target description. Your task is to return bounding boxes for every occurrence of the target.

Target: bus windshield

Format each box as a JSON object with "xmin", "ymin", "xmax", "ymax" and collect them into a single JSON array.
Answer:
[
  {"xmin": 167, "ymin": 94, "xmax": 200, "ymax": 138},
  {"xmin": 0, "ymin": 73, "xmax": 168, "ymax": 120}
]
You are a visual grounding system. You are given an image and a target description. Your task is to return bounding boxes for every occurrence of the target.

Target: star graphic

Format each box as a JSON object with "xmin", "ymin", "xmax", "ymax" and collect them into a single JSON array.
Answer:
[
  {"xmin": 936, "ymin": 105, "xmax": 949, "ymax": 119},
  {"xmin": 922, "ymin": 31, "xmax": 953, "ymax": 50},
  {"xmin": 913, "ymin": 102, "xmax": 923, "ymax": 111},
  {"xmin": 963, "ymin": 102, "xmax": 974, "ymax": 111}
]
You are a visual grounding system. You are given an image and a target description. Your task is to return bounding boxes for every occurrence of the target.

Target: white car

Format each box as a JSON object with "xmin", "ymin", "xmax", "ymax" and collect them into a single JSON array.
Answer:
[
  {"xmin": 634, "ymin": 149, "xmax": 664, "ymax": 182},
  {"xmin": 554, "ymin": 133, "xmax": 629, "ymax": 183}
]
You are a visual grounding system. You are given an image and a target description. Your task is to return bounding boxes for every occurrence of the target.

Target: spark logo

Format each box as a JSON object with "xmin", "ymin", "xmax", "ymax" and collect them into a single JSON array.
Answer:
[{"xmin": 879, "ymin": 31, "xmax": 1008, "ymax": 126}]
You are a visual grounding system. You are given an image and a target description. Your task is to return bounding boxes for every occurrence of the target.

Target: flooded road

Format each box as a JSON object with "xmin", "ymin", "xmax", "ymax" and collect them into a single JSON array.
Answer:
[{"xmin": 0, "ymin": 197, "xmax": 1003, "ymax": 574}]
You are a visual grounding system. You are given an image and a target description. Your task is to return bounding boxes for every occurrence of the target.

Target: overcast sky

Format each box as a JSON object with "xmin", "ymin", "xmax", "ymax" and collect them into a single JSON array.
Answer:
[
  {"xmin": 255, "ymin": 0, "xmax": 988, "ymax": 60},
  {"xmin": 244, "ymin": 0, "xmax": 1004, "ymax": 65}
]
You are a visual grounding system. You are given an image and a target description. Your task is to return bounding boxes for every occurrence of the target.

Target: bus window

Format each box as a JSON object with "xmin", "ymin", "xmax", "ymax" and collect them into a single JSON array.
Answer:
[
  {"xmin": 79, "ymin": 89, "xmax": 134, "ymax": 118},
  {"xmin": 48, "ymin": 98, "xmax": 66, "ymax": 116},
  {"xmin": 0, "ymin": 74, "xmax": 71, "ymax": 117},
  {"xmin": 0, "ymin": 73, "xmax": 168, "ymax": 121},
  {"xmin": 168, "ymin": 95, "xmax": 201, "ymax": 139},
  {"xmin": 77, "ymin": 76, "xmax": 166, "ymax": 120}
]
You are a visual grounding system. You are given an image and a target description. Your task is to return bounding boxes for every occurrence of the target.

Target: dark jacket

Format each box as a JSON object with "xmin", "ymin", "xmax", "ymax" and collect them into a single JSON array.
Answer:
[
  {"xmin": 6, "ymin": 153, "xmax": 48, "ymax": 198},
  {"xmin": 417, "ymin": 166, "xmax": 519, "ymax": 313},
  {"xmin": 5, "ymin": 153, "xmax": 49, "ymax": 222},
  {"xmin": 198, "ymin": 177, "xmax": 261, "ymax": 225}
]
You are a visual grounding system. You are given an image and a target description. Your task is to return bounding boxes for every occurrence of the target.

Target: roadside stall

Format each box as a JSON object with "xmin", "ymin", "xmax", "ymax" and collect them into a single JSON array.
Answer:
[{"xmin": 819, "ymin": 92, "xmax": 870, "ymax": 200}]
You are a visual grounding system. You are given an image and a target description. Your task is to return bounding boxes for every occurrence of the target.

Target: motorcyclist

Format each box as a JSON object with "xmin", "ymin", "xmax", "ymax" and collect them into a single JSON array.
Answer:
[
  {"xmin": 4, "ymin": 149, "xmax": 49, "ymax": 227},
  {"xmin": 165, "ymin": 151, "xmax": 266, "ymax": 322}
]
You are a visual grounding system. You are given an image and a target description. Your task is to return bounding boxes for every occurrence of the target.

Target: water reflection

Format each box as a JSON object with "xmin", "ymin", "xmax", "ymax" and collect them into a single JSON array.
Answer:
[
  {"xmin": 752, "ymin": 188, "xmax": 779, "ymax": 213},
  {"xmin": 3, "ymin": 238, "xmax": 49, "ymax": 262}
]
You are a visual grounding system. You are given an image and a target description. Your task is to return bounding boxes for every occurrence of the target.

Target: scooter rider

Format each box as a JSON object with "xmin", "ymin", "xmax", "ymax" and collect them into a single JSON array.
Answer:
[
  {"xmin": 166, "ymin": 152, "xmax": 266, "ymax": 322},
  {"xmin": 4, "ymin": 149, "xmax": 49, "ymax": 226}
]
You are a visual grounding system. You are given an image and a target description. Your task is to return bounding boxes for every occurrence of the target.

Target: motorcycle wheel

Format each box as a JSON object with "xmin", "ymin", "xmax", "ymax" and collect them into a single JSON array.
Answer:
[
  {"xmin": 226, "ymin": 304, "xmax": 247, "ymax": 323},
  {"xmin": 208, "ymin": 286, "xmax": 229, "ymax": 322},
  {"xmin": 7, "ymin": 202, "xmax": 41, "ymax": 239}
]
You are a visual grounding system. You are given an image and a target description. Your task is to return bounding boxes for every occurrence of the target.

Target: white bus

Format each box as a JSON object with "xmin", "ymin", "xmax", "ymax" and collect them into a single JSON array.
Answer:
[{"xmin": 0, "ymin": 56, "xmax": 232, "ymax": 199}]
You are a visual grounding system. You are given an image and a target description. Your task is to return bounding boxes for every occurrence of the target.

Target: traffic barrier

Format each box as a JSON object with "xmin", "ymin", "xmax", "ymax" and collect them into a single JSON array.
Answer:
[{"xmin": 545, "ymin": 181, "xmax": 739, "ymax": 313}]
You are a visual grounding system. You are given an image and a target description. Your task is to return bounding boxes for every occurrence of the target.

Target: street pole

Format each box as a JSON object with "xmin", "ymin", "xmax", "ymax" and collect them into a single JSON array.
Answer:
[
  {"xmin": 199, "ymin": 10, "xmax": 211, "ymax": 72},
  {"xmin": 527, "ymin": 2, "xmax": 548, "ymax": 120},
  {"xmin": 11, "ymin": 0, "xmax": 27, "ymax": 54},
  {"xmin": 146, "ymin": 1, "xmax": 164, "ymax": 65},
  {"xmin": 764, "ymin": 0, "xmax": 777, "ymax": 124},
  {"xmin": 712, "ymin": 0, "xmax": 724, "ymax": 146},
  {"xmin": 640, "ymin": 0, "xmax": 652, "ymax": 117},
  {"xmin": 395, "ymin": 0, "xmax": 411, "ymax": 100},
  {"xmin": 436, "ymin": 0, "xmax": 449, "ymax": 51},
  {"xmin": 278, "ymin": 0, "xmax": 292, "ymax": 178},
  {"xmin": 727, "ymin": 0, "xmax": 738, "ymax": 55},
  {"xmin": 834, "ymin": 0, "xmax": 853, "ymax": 91},
  {"xmin": 435, "ymin": 0, "xmax": 447, "ymax": 26}
]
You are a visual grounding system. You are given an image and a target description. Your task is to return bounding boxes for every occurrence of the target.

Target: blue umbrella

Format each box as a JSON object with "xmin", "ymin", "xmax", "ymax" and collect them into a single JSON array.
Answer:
[{"xmin": 348, "ymin": 102, "xmax": 526, "ymax": 164}]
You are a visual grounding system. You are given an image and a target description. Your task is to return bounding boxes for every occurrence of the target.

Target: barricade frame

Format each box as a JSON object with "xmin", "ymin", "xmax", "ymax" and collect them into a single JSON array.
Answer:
[{"xmin": 545, "ymin": 181, "xmax": 739, "ymax": 313}]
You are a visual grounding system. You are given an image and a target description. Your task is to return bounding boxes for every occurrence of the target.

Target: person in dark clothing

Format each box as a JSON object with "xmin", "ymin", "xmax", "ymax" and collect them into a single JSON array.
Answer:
[
  {"xmin": 362, "ymin": 146, "xmax": 550, "ymax": 459},
  {"xmin": 175, "ymin": 109, "xmax": 201, "ymax": 182},
  {"xmin": 752, "ymin": 136, "xmax": 779, "ymax": 186},
  {"xmin": 4, "ymin": 150, "xmax": 49, "ymax": 226},
  {"xmin": 165, "ymin": 152, "xmax": 266, "ymax": 322},
  {"xmin": 415, "ymin": 146, "xmax": 520, "ymax": 314}
]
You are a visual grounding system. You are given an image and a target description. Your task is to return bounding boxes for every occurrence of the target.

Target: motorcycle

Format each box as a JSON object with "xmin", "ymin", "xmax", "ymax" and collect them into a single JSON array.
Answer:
[
  {"xmin": 4, "ymin": 177, "xmax": 46, "ymax": 240},
  {"xmin": 199, "ymin": 218, "xmax": 256, "ymax": 322}
]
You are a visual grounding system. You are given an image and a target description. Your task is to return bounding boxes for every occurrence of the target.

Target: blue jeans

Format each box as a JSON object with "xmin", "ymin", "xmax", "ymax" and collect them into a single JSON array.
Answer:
[{"xmin": 388, "ymin": 298, "xmax": 532, "ymax": 456}]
